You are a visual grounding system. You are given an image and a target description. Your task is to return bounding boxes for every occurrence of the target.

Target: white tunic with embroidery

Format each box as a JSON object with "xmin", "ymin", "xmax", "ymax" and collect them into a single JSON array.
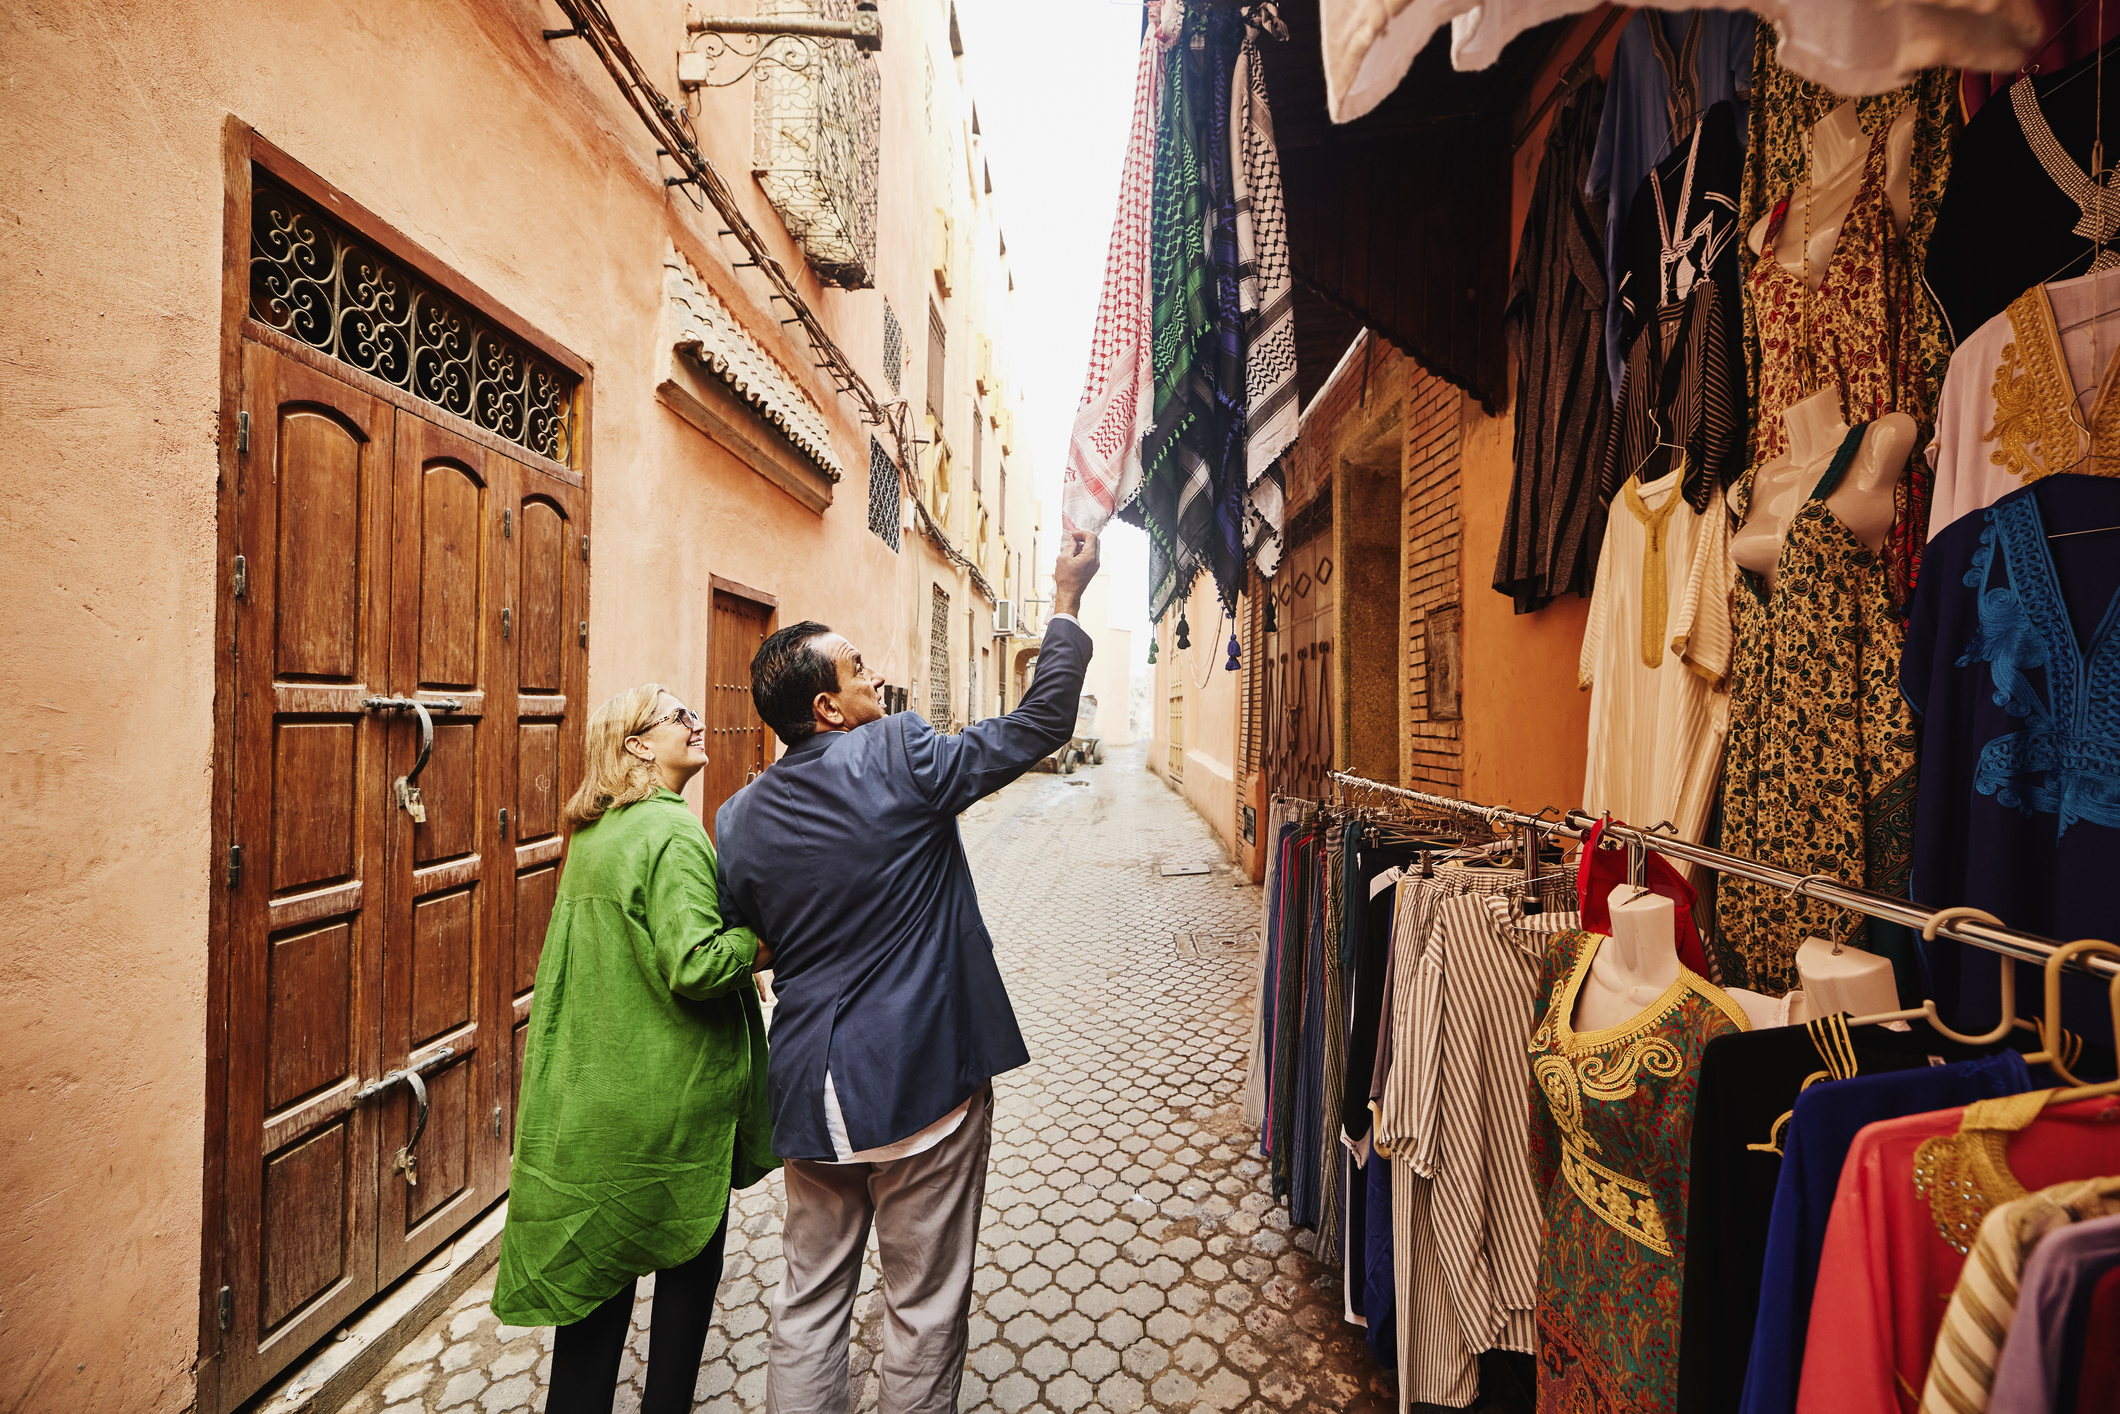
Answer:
[{"xmin": 1579, "ymin": 466, "xmax": 1735, "ymax": 844}]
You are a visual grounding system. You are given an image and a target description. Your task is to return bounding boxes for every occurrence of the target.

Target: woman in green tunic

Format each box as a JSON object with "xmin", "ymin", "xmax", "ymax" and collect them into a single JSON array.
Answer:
[{"xmin": 493, "ymin": 683, "xmax": 777, "ymax": 1413}]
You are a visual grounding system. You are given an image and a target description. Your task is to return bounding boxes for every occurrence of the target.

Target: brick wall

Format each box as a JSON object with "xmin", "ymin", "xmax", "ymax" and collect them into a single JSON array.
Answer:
[{"xmin": 1402, "ymin": 366, "xmax": 1464, "ymax": 795}]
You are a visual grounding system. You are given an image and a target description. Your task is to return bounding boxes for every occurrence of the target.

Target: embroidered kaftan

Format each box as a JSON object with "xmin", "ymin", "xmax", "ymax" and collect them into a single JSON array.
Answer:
[
  {"xmin": 1903, "ymin": 474, "xmax": 2120, "ymax": 1035},
  {"xmin": 1926, "ymin": 273, "xmax": 2120, "ymax": 542},
  {"xmin": 1713, "ymin": 425, "xmax": 1919, "ymax": 992},
  {"xmin": 1579, "ymin": 467, "xmax": 1735, "ymax": 847},
  {"xmin": 1528, "ymin": 928, "xmax": 1749, "ymax": 1414}
]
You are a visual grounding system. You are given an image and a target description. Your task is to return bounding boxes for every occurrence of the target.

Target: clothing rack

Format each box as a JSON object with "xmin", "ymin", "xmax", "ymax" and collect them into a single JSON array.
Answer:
[{"xmin": 1325, "ymin": 769, "xmax": 2120, "ymax": 984}]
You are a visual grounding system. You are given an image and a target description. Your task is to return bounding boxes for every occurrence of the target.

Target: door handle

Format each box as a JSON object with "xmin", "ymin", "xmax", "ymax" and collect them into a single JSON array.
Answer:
[
  {"xmin": 364, "ymin": 697, "xmax": 462, "ymax": 822},
  {"xmin": 353, "ymin": 1045, "xmax": 453, "ymax": 1188}
]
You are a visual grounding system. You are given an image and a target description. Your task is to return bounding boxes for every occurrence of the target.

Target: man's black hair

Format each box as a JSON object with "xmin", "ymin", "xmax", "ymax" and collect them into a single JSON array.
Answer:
[{"xmin": 751, "ymin": 620, "xmax": 840, "ymax": 747}]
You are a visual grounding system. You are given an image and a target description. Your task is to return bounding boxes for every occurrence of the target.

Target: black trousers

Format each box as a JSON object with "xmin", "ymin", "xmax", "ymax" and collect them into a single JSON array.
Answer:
[{"xmin": 546, "ymin": 1207, "xmax": 732, "ymax": 1414}]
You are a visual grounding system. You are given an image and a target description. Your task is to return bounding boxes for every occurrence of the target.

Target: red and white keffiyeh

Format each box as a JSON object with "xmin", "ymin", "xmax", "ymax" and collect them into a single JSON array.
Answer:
[{"xmin": 1061, "ymin": 33, "xmax": 1166, "ymax": 535}]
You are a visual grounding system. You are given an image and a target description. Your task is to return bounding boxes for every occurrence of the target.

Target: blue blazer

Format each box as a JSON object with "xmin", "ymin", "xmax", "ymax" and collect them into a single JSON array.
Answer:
[{"xmin": 715, "ymin": 617, "xmax": 1092, "ymax": 1161}]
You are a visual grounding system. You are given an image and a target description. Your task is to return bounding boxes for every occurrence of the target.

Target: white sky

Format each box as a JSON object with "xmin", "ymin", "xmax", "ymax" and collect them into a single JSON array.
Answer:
[{"xmin": 956, "ymin": 0, "xmax": 1153, "ymax": 641}]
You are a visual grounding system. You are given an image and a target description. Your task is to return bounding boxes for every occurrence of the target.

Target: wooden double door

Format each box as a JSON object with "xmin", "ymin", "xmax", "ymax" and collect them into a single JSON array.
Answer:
[{"xmin": 216, "ymin": 344, "xmax": 585, "ymax": 1405}]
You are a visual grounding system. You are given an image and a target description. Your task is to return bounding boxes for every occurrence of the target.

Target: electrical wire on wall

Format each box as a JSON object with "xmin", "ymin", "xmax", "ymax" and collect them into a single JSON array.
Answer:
[{"xmin": 544, "ymin": 0, "xmax": 1000, "ymax": 596}]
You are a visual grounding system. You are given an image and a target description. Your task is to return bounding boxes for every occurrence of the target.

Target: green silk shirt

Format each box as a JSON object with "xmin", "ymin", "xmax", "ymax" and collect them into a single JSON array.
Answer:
[{"xmin": 492, "ymin": 789, "xmax": 777, "ymax": 1327}]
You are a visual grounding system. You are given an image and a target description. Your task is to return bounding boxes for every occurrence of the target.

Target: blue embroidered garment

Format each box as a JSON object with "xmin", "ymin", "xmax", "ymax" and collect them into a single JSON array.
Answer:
[{"xmin": 1903, "ymin": 474, "xmax": 2120, "ymax": 1034}]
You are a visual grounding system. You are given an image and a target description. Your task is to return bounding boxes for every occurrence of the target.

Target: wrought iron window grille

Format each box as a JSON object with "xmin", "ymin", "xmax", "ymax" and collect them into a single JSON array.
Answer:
[
  {"xmin": 866, "ymin": 436, "xmax": 902, "ymax": 551},
  {"xmin": 248, "ymin": 175, "xmax": 575, "ymax": 463}
]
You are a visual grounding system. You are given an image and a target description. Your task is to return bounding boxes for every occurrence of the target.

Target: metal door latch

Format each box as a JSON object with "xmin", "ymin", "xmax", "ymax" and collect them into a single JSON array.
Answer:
[
  {"xmin": 364, "ymin": 697, "xmax": 462, "ymax": 823},
  {"xmin": 354, "ymin": 1047, "xmax": 452, "ymax": 1188}
]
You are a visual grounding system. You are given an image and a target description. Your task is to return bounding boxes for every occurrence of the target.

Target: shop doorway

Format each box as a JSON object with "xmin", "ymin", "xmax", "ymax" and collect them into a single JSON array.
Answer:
[{"xmin": 1261, "ymin": 495, "xmax": 1335, "ymax": 804}]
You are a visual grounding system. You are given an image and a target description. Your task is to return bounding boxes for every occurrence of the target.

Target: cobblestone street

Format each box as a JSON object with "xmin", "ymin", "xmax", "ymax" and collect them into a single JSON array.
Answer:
[{"xmin": 341, "ymin": 744, "xmax": 1393, "ymax": 1414}]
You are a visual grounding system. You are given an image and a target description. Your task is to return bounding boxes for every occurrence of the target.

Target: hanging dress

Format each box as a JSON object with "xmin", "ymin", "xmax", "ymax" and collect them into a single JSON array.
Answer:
[
  {"xmin": 1528, "ymin": 928, "xmax": 1750, "ymax": 1414},
  {"xmin": 1712, "ymin": 424, "xmax": 1919, "ymax": 992},
  {"xmin": 1743, "ymin": 121, "xmax": 1924, "ymax": 522}
]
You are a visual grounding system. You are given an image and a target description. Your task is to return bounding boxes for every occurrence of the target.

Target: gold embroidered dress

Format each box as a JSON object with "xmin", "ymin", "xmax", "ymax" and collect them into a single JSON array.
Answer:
[
  {"xmin": 1926, "ymin": 271, "xmax": 2120, "ymax": 541},
  {"xmin": 1528, "ymin": 929, "xmax": 1749, "ymax": 1414},
  {"xmin": 1713, "ymin": 425, "xmax": 1920, "ymax": 992}
]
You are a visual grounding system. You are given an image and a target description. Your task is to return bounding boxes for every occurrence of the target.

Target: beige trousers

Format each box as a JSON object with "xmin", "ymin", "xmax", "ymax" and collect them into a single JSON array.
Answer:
[{"xmin": 764, "ymin": 1085, "xmax": 993, "ymax": 1414}]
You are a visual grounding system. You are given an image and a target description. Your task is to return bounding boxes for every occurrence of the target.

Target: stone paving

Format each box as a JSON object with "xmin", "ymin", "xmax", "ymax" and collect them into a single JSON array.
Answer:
[{"xmin": 341, "ymin": 743, "xmax": 1395, "ymax": 1413}]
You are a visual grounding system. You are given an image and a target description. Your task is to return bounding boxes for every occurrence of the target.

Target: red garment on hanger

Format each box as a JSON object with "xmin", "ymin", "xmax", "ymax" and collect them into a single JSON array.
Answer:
[{"xmin": 1575, "ymin": 817, "xmax": 1712, "ymax": 978}]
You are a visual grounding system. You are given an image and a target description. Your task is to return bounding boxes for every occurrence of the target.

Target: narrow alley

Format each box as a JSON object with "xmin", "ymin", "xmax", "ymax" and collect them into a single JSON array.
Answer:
[{"xmin": 340, "ymin": 747, "xmax": 1393, "ymax": 1414}]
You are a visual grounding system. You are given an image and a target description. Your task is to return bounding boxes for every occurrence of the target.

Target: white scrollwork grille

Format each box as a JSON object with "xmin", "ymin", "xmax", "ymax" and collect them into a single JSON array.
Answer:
[
  {"xmin": 753, "ymin": 0, "xmax": 881, "ymax": 289},
  {"xmin": 883, "ymin": 299, "xmax": 904, "ymax": 393},
  {"xmin": 867, "ymin": 437, "xmax": 902, "ymax": 550},
  {"xmin": 249, "ymin": 175, "xmax": 576, "ymax": 463}
]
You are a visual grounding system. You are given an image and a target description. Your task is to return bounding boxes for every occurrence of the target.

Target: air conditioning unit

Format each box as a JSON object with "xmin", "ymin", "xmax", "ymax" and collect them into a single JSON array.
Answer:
[{"xmin": 994, "ymin": 599, "xmax": 1017, "ymax": 633}]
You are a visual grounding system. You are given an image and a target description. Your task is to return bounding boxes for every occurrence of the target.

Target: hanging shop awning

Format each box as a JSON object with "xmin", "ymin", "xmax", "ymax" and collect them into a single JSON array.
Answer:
[
  {"xmin": 1319, "ymin": 0, "xmax": 2044, "ymax": 126},
  {"xmin": 1257, "ymin": 1, "xmax": 1568, "ymax": 412}
]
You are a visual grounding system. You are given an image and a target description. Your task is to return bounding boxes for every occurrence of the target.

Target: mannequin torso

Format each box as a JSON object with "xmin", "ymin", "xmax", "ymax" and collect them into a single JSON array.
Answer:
[
  {"xmin": 1733, "ymin": 391, "xmax": 1916, "ymax": 585},
  {"xmin": 1746, "ymin": 101, "xmax": 1915, "ymax": 282},
  {"xmin": 1573, "ymin": 886, "xmax": 1780, "ymax": 1032}
]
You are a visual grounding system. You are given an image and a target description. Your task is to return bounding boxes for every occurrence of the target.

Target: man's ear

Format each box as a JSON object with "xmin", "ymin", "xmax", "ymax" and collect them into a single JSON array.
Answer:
[{"xmin": 814, "ymin": 690, "xmax": 844, "ymax": 727}]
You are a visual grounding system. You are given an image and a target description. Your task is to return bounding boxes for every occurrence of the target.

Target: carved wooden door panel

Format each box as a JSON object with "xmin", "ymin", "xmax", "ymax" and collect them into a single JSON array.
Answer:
[
  {"xmin": 703, "ymin": 587, "xmax": 775, "ymax": 840},
  {"xmin": 223, "ymin": 344, "xmax": 394, "ymax": 1399},
  {"xmin": 374, "ymin": 411, "xmax": 512, "ymax": 1285},
  {"xmin": 500, "ymin": 464, "xmax": 586, "ymax": 1142}
]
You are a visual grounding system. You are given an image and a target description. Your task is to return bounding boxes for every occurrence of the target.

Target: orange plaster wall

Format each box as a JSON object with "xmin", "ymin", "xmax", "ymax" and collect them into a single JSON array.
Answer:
[
  {"xmin": 0, "ymin": 1, "xmax": 964, "ymax": 1408},
  {"xmin": 1458, "ymin": 8, "xmax": 1626, "ymax": 817}
]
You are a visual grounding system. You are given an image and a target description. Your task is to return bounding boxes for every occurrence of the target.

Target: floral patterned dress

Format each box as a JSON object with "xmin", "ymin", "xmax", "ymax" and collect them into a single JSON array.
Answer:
[
  {"xmin": 1529, "ymin": 929, "xmax": 1749, "ymax": 1414},
  {"xmin": 1713, "ymin": 425, "xmax": 1920, "ymax": 993},
  {"xmin": 1745, "ymin": 123, "xmax": 1921, "ymax": 495}
]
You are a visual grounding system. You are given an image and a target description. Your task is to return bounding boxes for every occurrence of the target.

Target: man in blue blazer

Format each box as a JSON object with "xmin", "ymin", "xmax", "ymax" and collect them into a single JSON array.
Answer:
[{"xmin": 716, "ymin": 532, "xmax": 1100, "ymax": 1414}]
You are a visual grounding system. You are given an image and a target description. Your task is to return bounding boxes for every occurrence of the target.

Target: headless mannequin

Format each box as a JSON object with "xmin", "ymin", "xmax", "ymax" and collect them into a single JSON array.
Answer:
[
  {"xmin": 1573, "ymin": 886, "xmax": 1781, "ymax": 1033},
  {"xmin": 1782, "ymin": 936, "xmax": 1901, "ymax": 1024},
  {"xmin": 1732, "ymin": 393, "xmax": 1916, "ymax": 586},
  {"xmin": 1746, "ymin": 101, "xmax": 1915, "ymax": 280}
]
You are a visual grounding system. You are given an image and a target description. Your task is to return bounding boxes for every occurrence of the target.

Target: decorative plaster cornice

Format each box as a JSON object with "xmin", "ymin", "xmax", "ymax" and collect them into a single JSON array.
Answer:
[{"xmin": 664, "ymin": 246, "xmax": 846, "ymax": 483}]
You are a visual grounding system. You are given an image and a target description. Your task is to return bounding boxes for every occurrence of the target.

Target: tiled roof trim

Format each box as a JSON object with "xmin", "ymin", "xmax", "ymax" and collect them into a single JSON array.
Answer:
[{"xmin": 665, "ymin": 247, "xmax": 846, "ymax": 482}]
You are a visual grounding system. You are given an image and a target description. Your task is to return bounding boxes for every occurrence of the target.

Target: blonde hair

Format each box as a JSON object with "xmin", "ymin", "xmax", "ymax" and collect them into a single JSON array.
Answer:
[{"xmin": 563, "ymin": 683, "xmax": 673, "ymax": 835}]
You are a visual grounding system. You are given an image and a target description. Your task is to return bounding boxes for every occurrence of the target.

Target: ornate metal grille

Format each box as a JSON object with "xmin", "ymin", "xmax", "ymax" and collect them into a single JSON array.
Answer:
[
  {"xmin": 883, "ymin": 299, "xmax": 904, "ymax": 393},
  {"xmin": 867, "ymin": 436, "xmax": 901, "ymax": 550},
  {"xmin": 753, "ymin": 0, "xmax": 881, "ymax": 289},
  {"xmin": 929, "ymin": 586, "xmax": 952, "ymax": 726},
  {"xmin": 248, "ymin": 175, "xmax": 575, "ymax": 463}
]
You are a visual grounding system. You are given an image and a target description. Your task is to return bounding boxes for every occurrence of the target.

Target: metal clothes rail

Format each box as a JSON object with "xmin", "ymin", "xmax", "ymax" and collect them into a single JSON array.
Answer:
[{"xmin": 1325, "ymin": 770, "xmax": 2120, "ymax": 984}]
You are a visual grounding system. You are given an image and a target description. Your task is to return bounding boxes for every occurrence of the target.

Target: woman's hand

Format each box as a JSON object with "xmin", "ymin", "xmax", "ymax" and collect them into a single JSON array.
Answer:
[{"xmin": 752, "ymin": 937, "xmax": 776, "ymax": 972}]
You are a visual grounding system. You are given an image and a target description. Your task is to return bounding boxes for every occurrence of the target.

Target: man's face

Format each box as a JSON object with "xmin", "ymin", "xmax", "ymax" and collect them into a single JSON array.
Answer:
[{"xmin": 813, "ymin": 633, "xmax": 886, "ymax": 731}]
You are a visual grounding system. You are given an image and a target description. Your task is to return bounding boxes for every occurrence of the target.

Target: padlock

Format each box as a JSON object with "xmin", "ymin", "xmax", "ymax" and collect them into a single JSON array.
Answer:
[
  {"xmin": 396, "ymin": 777, "xmax": 427, "ymax": 823},
  {"xmin": 395, "ymin": 1147, "xmax": 419, "ymax": 1187}
]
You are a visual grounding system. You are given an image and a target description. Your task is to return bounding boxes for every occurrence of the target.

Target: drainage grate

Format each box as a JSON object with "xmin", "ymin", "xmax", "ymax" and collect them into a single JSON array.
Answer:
[
  {"xmin": 1175, "ymin": 930, "xmax": 1261, "ymax": 958},
  {"xmin": 1158, "ymin": 863, "xmax": 1212, "ymax": 877}
]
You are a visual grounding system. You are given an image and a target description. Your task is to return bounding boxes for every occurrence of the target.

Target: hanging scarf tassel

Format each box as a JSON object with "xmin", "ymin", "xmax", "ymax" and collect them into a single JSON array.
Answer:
[
  {"xmin": 1263, "ymin": 595, "xmax": 1277, "ymax": 633},
  {"xmin": 1148, "ymin": 638, "xmax": 1159, "ymax": 664},
  {"xmin": 1176, "ymin": 613, "xmax": 1191, "ymax": 650},
  {"xmin": 1226, "ymin": 633, "xmax": 1241, "ymax": 671}
]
